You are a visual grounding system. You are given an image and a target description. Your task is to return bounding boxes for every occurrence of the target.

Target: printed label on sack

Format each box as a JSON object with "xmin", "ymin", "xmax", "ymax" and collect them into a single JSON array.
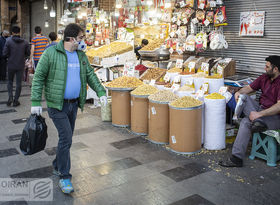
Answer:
[
  {"xmin": 217, "ymin": 65, "xmax": 223, "ymax": 75},
  {"xmin": 172, "ymin": 84, "xmax": 180, "ymax": 92},
  {"xmin": 151, "ymin": 107, "xmax": 156, "ymax": 115},
  {"xmin": 149, "ymin": 79, "xmax": 156, "ymax": 86},
  {"xmin": 176, "ymin": 59, "xmax": 184, "ymax": 68},
  {"xmin": 164, "ymin": 73, "xmax": 171, "ymax": 82},
  {"xmin": 188, "ymin": 62, "xmax": 195, "ymax": 72},
  {"xmin": 171, "ymin": 135, "xmax": 176, "ymax": 144},
  {"xmin": 219, "ymin": 86, "xmax": 228, "ymax": 95},
  {"xmin": 201, "ymin": 63, "xmax": 209, "ymax": 73},
  {"xmin": 167, "ymin": 62, "xmax": 173, "ymax": 69},
  {"xmin": 173, "ymin": 75, "xmax": 181, "ymax": 83}
]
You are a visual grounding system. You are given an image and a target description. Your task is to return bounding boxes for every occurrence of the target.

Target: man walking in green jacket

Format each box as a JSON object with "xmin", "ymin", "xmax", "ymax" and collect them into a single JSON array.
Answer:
[{"xmin": 31, "ymin": 23, "xmax": 107, "ymax": 194}]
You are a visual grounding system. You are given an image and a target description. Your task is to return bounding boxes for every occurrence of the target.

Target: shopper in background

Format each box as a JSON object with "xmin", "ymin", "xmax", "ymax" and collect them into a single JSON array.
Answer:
[
  {"xmin": 31, "ymin": 23, "xmax": 107, "ymax": 194},
  {"xmin": 0, "ymin": 30, "xmax": 10, "ymax": 81},
  {"xmin": 30, "ymin": 26, "xmax": 48, "ymax": 69},
  {"xmin": 219, "ymin": 55, "xmax": 280, "ymax": 167},
  {"xmin": 46, "ymin": 32, "xmax": 58, "ymax": 49},
  {"xmin": 3, "ymin": 26, "xmax": 30, "ymax": 106},
  {"xmin": 135, "ymin": 39, "xmax": 149, "ymax": 60}
]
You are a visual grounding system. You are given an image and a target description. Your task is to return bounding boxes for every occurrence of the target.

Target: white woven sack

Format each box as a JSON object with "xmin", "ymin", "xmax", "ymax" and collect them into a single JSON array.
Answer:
[
  {"xmin": 204, "ymin": 78, "xmax": 224, "ymax": 94},
  {"xmin": 194, "ymin": 77, "xmax": 205, "ymax": 92},
  {"xmin": 204, "ymin": 98, "xmax": 226, "ymax": 150}
]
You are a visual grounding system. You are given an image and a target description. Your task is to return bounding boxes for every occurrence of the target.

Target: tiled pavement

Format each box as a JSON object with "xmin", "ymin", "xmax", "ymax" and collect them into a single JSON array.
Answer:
[{"xmin": 0, "ymin": 80, "xmax": 280, "ymax": 205}]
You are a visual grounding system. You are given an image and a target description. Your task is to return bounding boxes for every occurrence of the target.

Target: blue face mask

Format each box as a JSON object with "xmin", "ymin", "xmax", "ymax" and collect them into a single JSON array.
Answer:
[{"xmin": 77, "ymin": 40, "xmax": 86, "ymax": 51}]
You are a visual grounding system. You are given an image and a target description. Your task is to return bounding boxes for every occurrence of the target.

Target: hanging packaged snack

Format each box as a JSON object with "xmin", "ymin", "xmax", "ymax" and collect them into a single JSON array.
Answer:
[
  {"xmin": 205, "ymin": 11, "xmax": 214, "ymax": 24},
  {"xmin": 214, "ymin": 6, "xmax": 228, "ymax": 26},
  {"xmin": 196, "ymin": 10, "xmax": 205, "ymax": 23},
  {"xmin": 185, "ymin": 34, "xmax": 196, "ymax": 52},
  {"xmin": 197, "ymin": 0, "xmax": 206, "ymax": 10},
  {"xmin": 181, "ymin": 8, "xmax": 194, "ymax": 25},
  {"xmin": 176, "ymin": 41, "xmax": 185, "ymax": 55},
  {"xmin": 178, "ymin": 26, "xmax": 187, "ymax": 38},
  {"xmin": 185, "ymin": 0, "xmax": 194, "ymax": 8},
  {"xmin": 195, "ymin": 32, "xmax": 207, "ymax": 52}
]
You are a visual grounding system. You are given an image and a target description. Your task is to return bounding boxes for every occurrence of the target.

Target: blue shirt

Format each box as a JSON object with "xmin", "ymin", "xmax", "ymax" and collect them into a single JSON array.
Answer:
[
  {"xmin": 64, "ymin": 50, "xmax": 81, "ymax": 99},
  {"xmin": 45, "ymin": 41, "xmax": 57, "ymax": 49}
]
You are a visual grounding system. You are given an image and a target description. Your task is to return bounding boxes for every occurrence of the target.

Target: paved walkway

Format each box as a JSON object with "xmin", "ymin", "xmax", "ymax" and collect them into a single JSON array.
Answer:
[{"xmin": 0, "ymin": 80, "xmax": 279, "ymax": 205}]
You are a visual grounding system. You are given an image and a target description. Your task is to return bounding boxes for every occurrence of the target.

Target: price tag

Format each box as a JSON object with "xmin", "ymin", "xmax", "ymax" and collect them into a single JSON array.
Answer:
[
  {"xmin": 171, "ymin": 136, "xmax": 176, "ymax": 144},
  {"xmin": 185, "ymin": 78, "xmax": 194, "ymax": 85},
  {"xmin": 217, "ymin": 65, "xmax": 223, "ymax": 75},
  {"xmin": 188, "ymin": 62, "xmax": 196, "ymax": 72},
  {"xmin": 101, "ymin": 40, "xmax": 104, "ymax": 45},
  {"xmin": 169, "ymin": 47, "xmax": 174, "ymax": 54},
  {"xmin": 183, "ymin": 18, "xmax": 188, "ymax": 24},
  {"xmin": 170, "ymin": 32, "xmax": 175, "ymax": 38},
  {"xmin": 140, "ymin": 34, "xmax": 145, "ymax": 39},
  {"xmin": 177, "ymin": 20, "xmax": 182, "ymax": 26},
  {"xmin": 192, "ymin": 18, "xmax": 199, "ymax": 24},
  {"xmin": 172, "ymin": 84, "xmax": 180, "ymax": 91},
  {"xmin": 94, "ymin": 41, "xmax": 99, "ymax": 46},
  {"xmin": 172, "ymin": 17, "xmax": 177, "ymax": 23},
  {"xmin": 204, "ymin": 19, "xmax": 210, "ymax": 26},
  {"xmin": 177, "ymin": 49, "xmax": 183, "ymax": 55},
  {"xmin": 173, "ymin": 75, "xmax": 181, "ymax": 83},
  {"xmin": 176, "ymin": 59, "xmax": 184, "ymax": 68},
  {"xmin": 149, "ymin": 79, "xmax": 156, "ymax": 86},
  {"xmin": 219, "ymin": 86, "xmax": 228, "ymax": 95},
  {"xmin": 160, "ymin": 33, "xmax": 165, "ymax": 39},
  {"xmin": 176, "ymin": 29, "xmax": 181, "ymax": 35},
  {"xmin": 201, "ymin": 63, "xmax": 209, "ymax": 73},
  {"xmin": 167, "ymin": 62, "xmax": 173, "ymax": 69},
  {"xmin": 179, "ymin": 1, "xmax": 186, "ymax": 7},
  {"xmin": 151, "ymin": 107, "xmax": 156, "ymax": 115},
  {"xmin": 105, "ymin": 38, "xmax": 110, "ymax": 45},
  {"xmin": 164, "ymin": 74, "xmax": 170, "ymax": 82},
  {"xmin": 199, "ymin": 3, "xmax": 205, "ymax": 9},
  {"xmin": 202, "ymin": 83, "xmax": 209, "ymax": 92},
  {"xmin": 195, "ymin": 90, "xmax": 204, "ymax": 98}
]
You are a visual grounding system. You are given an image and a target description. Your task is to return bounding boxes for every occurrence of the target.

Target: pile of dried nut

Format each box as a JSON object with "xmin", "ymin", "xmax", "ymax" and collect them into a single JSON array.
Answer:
[{"xmin": 106, "ymin": 76, "xmax": 143, "ymax": 88}]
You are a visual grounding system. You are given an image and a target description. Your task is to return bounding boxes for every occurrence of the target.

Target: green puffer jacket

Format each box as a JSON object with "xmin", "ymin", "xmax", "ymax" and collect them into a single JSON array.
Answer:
[{"xmin": 31, "ymin": 40, "xmax": 106, "ymax": 111}]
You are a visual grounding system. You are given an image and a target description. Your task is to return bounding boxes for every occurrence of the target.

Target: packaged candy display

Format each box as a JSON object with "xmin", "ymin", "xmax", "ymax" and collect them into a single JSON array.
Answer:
[{"xmin": 214, "ymin": 6, "xmax": 228, "ymax": 26}]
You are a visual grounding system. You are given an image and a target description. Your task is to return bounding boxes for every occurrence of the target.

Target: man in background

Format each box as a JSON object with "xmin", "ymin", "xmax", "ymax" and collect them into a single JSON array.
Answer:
[
  {"xmin": 0, "ymin": 30, "xmax": 10, "ymax": 80},
  {"xmin": 30, "ymin": 26, "xmax": 48, "ymax": 69},
  {"xmin": 135, "ymin": 39, "xmax": 149, "ymax": 60},
  {"xmin": 46, "ymin": 32, "xmax": 58, "ymax": 49},
  {"xmin": 3, "ymin": 26, "xmax": 30, "ymax": 106}
]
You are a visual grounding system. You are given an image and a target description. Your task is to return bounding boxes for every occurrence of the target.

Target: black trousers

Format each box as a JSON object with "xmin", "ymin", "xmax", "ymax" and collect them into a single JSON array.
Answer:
[
  {"xmin": 7, "ymin": 69, "xmax": 23, "ymax": 101},
  {"xmin": 0, "ymin": 58, "xmax": 7, "ymax": 80}
]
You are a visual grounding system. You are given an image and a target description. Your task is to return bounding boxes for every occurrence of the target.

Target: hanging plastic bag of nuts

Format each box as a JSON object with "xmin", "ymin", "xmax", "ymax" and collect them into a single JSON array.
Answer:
[{"xmin": 101, "ymin": 98, "xmax": 112, "ymax": 122}]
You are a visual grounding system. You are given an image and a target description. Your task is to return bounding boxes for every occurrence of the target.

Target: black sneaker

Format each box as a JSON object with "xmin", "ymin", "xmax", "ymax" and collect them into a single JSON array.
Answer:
[
  {"xmin": 13, "ymin": 100, "xmax": 20, "ymax": 107},
  {"xmin": 6, "ymin": 98, "xmax": 13, "ymax": 106},
  {"xmin": 219, "ymin": 155, "xmax": 243, "ymax": 167}
]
